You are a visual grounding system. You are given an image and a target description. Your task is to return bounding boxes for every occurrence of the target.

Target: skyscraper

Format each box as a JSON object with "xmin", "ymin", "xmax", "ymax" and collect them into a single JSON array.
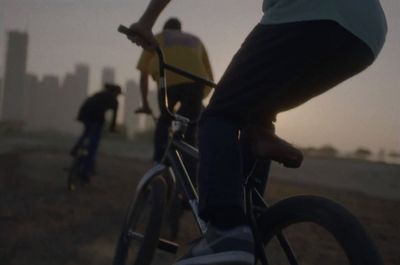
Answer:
[
  {"xmin": 23, "ymin": 74, "xmax": 39, "ymax": 128},
  {"xmin": 22, "ymin": 73, "xmax": 39, "ymax": 124},
  {"xmin": 34, "ymin": 75, "xmax": 60, "ymax": 130},
  {"xmin": 58, "ymin": 64, "xmax": 89, "ymax": 134},
  {"xmin": 75, "ymin": 64, "xmax": 89, "ymax": 96},
  {"xmin": 1, "ymin": 31, "xmax": 28, "ymax": 122}
]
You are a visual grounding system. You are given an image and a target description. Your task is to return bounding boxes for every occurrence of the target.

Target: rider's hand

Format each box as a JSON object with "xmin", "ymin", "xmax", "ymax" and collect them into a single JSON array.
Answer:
[
  {"xmin": 135, "ymin": 105, "xmax": 153, "ymax": 115},
  {"xmin": 128, "ymin": 22, "xmax": 157, "ymax": 50}
]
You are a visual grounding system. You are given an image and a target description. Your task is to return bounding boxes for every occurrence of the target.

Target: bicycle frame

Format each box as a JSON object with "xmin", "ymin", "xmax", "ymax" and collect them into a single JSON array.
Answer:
[
  {"xmin": 164, "ymin": 129, "xmax": 207, "ymax": 233},
  {"xmin": 154, "ymin": 45, "xmax": 297, "ymax": 265},
  {"xmin": 118, "ymin": 25, "xmax": 297, "ymax": 265}
]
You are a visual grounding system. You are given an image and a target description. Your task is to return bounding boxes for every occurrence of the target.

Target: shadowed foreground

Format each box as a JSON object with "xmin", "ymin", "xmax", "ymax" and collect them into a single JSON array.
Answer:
[{"xmin": 1, "ymin": 148, "xmax": 399, "ymax": 265}]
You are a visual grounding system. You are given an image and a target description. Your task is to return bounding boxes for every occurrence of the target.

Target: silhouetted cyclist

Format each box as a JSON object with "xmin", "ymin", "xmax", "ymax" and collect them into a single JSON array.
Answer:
[
  {"xmin": 135, "ymin": 17, "xmax": 214, "ymax": 239},
  {"xmin": 135, "ymin": 17, "xmax": 213, "ymax": 164},
  {"xmin": 70, "ymin": 83, "xmax": 122, "ymax": 181},
  {"xmin": 126, "ymin": 0, "xmax": 387, "ymax": 265}
]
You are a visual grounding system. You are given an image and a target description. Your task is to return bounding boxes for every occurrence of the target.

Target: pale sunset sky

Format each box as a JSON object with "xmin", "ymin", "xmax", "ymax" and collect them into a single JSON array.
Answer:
[{"xmin": 1, "ymin": 0, "xmax": 399, "ymax": 153}]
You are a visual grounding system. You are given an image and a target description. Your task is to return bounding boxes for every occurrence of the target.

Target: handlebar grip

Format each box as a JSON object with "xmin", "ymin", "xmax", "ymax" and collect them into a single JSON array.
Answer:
[{"xmin": 118, "ymin": 25, "xmax": 132, "ymax": 36}]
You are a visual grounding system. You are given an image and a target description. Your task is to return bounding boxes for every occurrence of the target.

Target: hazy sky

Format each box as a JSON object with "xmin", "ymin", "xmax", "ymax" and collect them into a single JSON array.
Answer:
[{"xmin": 1, "ymin": 0, "xmax": 399, "ymax": 153}]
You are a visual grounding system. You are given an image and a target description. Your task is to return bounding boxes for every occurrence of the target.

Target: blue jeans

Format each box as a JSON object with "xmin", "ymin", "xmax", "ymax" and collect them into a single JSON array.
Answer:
[
  {"xmin": 71, "ymin": 121, "xmax": 103, "ymax": 177},
  {"xmin": 197, "ymin": 21, "xmax": 374, "ymax": 227}
]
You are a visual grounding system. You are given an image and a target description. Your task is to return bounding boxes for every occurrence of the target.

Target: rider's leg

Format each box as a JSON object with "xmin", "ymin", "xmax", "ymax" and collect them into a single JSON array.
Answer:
[
  {"xmin": 153, "ymin": 113, "xmax": 172, "ymax": 162},
  {"xmin": 165, "ymin": 83, "xmax": 203, "ymax": 239},
  {"xmin": 153, "ymin": 86, "xmax": 179, "ymax": 162},
  {"xmin": 82, "ymin": 122, "xmax": 103, "ymax": 179},
  {"xmin": 177, "ymin": 83, "xmax": 204, "ymax": 184},
  {"xmin": 176, "ymin": 20, "xmax": 374, "ymax": 265},
  {"xmin": 70, "ymin": 122, "xmax": 89, "ymax": 156},
  {"xmin": 198, "ymin": 21, "xmax": 374, "ymax": 228},
  {"xmin": 178, "ymin": 83, "xmax": 203, "ymax": 144}
]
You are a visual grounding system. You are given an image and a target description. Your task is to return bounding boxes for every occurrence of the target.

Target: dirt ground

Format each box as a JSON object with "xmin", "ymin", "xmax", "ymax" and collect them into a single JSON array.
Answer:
[{"xmin": 1, "ymin": 148, "xmax": 399, "ymax": 265}]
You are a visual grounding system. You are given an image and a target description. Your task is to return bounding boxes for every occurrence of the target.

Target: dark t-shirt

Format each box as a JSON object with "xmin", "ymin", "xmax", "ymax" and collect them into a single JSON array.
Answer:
[{"xmin": 77, "ymin": 91, "xmax": 118, "ymax": 124}]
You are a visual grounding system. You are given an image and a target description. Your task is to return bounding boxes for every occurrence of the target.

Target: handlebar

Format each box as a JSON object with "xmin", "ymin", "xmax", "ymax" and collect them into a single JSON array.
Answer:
[
  {"xmin": 118, "ymin": 25, "xmax": 217, "ymax": 88},
  {"xmin": 118, "ymin": 25, "xmax": 217, "ymax": 124}
]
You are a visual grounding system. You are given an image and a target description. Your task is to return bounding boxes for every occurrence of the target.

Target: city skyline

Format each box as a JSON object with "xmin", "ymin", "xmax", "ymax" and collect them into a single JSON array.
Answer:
[
  {"xmin": 0, "ymin": 29, "xmax": 91, "ymax": 134},
  {"xmin": 0, "ymin": 29, "xmax": 157, "ymax": 137},
  {"xmin": 0, "ymin": 0, "xmax": 399, "ymax": 153}
]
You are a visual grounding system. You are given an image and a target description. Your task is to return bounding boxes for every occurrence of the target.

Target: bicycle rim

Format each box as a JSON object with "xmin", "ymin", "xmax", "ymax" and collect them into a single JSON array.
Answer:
[
  {"xmin": 256, "ymin": 195, "xmax": 383, "ymax": 265},
  {"xmin": 113, "ymin": 175, "xmax": 167, "ymax": 265}
]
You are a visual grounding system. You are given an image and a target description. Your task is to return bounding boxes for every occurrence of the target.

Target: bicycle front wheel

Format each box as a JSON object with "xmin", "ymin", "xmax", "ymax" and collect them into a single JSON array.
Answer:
[
  {"xmin": 257, "ymin": 195, "xmax": 383, "ymax": 265},
  {"xmin": 113, "ymin": 175, "xmax": 167, "ymax": 265}
]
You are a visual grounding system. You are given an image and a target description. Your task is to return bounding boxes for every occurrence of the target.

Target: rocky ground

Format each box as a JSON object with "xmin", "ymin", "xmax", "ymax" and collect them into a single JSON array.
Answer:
[{"xmin": 0, "ymin": 135, "xmax": 399, "ymax": 265}]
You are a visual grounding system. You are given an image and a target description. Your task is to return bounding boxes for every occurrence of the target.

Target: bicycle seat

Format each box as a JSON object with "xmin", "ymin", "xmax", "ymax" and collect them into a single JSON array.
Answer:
[{"xmin": 251, "ymin": 129, "xmax": 303, "ymax": 168}]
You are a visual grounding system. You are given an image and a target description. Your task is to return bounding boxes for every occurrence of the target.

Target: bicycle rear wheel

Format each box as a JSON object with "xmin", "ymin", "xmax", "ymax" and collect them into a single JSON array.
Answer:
[
  {"xmin": 67, "ymin": 156, "xmax": 84, "ymax": 191},
  {"xmin": 113, "ymin": 175, "xmax": 167, "ymax": 265},
  {"xmin": 257, "ymin": 195, "xmax": 383, "ymax": 265}
]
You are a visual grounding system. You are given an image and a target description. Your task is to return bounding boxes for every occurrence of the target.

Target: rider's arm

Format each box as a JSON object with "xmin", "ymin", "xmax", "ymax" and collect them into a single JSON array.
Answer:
[
  {"xmin": 129, "ymin": 0, "xmax": 171, "ymax": 49},
  {"xmin": 138, "ymin": 0, "xmax": 171, "ymax": 27},
  {"xmin": 136, "ymin": 49, "xmax": 154, "ymax": 113}
]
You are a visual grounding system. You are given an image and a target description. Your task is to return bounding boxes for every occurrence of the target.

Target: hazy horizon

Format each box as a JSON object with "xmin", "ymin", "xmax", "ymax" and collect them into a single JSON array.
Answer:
[{"xmin": 1, "ymin": 0, "xmax": 399, "ymax": 153}]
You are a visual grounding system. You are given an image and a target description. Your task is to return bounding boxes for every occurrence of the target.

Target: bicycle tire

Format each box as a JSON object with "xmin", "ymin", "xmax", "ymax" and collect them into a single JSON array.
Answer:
[
  {"xmin": 67, "ymin": 156, "xmax": 83, "ymax": 191},
  {"xmin": 257, "ymin": 195, "xmax": 383, "ymax": 265},
  {"xmin": 113, "ymin": 175, "xmax": 167, "ymax": 265}
]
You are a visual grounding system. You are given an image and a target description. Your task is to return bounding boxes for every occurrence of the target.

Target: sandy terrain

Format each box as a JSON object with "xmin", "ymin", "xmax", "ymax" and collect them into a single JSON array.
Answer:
[{"xmin": 1, "ymin": 133, "xmax": 399, "ymax": 265}]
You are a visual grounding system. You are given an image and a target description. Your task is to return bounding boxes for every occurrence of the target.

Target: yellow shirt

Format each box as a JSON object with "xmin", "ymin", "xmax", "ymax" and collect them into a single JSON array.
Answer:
[{"xmin": 137, "ymin": 30, "xmax": 213, "ymax": 97}]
